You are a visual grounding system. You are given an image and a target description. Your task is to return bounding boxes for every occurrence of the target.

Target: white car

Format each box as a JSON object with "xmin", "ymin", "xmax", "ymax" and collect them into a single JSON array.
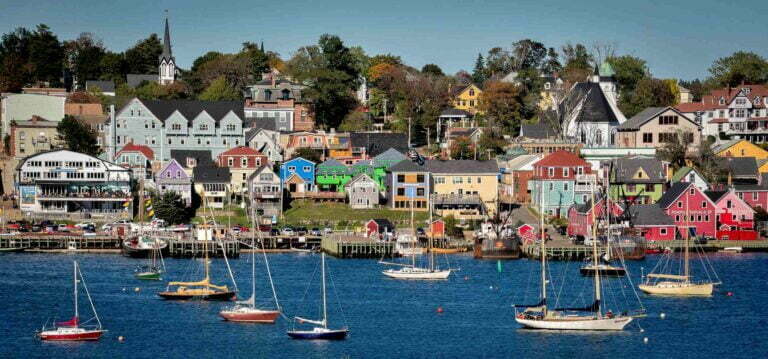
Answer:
[{"xmin": 281, "ymin": 228, "xmax": 295, "ymax": 236}]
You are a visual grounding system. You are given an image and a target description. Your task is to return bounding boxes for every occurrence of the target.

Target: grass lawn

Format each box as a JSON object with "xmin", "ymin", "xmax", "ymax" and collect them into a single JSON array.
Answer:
[{"xmin": 283, "ymin": 200, "xmax": 429, "ymax": 228}]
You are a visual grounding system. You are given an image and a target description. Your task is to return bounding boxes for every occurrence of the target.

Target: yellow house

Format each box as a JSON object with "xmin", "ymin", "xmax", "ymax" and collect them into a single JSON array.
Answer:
[
  {"xmin": 429, "ymin": 160, "xmax": 499, "ymax": 220},
  {"xmin": 452, "ymin": 84, "xmax": 483, "ymax": 115},
  {"xmin": 714, "ymin": 139, "xmax": 768, "ymax": 172}
]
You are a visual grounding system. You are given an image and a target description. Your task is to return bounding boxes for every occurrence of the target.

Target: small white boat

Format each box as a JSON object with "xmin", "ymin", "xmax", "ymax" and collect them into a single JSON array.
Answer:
[
  {"xmin": 395, "ymin": 234, "xmax": 423, "ymax": 256},
  {"xmin": 515, "ymin": 311, "xmax": 632, "ymax": 331},
  {"xmin": 382, "ymin": 267, "xmax": 451, "ymax": 280},
  {"xmin": 722, "ymin": 247, "xmax": 743, "ymax": 253}
]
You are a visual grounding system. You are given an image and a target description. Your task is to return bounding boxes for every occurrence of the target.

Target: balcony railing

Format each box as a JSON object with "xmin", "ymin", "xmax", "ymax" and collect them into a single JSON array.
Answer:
[{"xmin": 290, "ymin": 191, "xmax": 345, "ymax": 199}]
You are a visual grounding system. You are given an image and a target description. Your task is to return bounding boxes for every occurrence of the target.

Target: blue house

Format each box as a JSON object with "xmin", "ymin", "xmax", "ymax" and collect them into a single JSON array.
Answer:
[{"xmin": 280, "ymin": 157, "xmax": 316, "ymax": 195}]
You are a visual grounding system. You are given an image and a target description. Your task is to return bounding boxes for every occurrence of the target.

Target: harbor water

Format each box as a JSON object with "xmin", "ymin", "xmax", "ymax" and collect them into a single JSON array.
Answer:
[{"xmin": 1, "ymin": 252, "xmax": 766, "ymax": 358}]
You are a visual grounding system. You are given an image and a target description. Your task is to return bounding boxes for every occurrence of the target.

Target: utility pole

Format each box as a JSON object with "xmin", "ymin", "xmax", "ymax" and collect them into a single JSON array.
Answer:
[
  {"xmin": 408, "ymin": 117, "xmax": 412, "ymax": 148},
  {"xmin": 383, "ymin": 98, "xmax": 388, "ymax": 123}
]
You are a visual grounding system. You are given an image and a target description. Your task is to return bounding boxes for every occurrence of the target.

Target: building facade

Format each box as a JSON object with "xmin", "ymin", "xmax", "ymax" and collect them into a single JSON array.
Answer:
[
  {"xmin": 248, "ymin": 165, "xmax": 281, "ymax": 222},
  {"xmin": 155, "ymin": 159, "xmax": 192, "ymax": 206},
  {"xmin": 8, "ymin": 117, "xmax": 62, "ymax": 159},
  {"xmin": 608, "ymin": 157, "xmax": 667, "ymax": 204},
  {"xmin": 346, "ymin": 173, "xmax": 378, "ymax": 209},
  {"xmin": 387, "ymin": 159, "xmax": 430, "ymax": 211},
  {"xmin": 616, "ymin": 107, "xmax": 701, "ymax": 150},
  {"xmin": 217, "ymin": 146, "xmax": 268, "ymax": 196},
  {"xmin": 657, "ymin": 182, "xmax": 717, "ymax": 238},
  {"xmin": 244, "ymin": 78, "xmax": 314, "ymax": 131},
  {"xmin": 529, "ymin": 151, "xmax": 594, "ymax": 217},
  {"xmin": 675, "ymin": 84, "xmax": 768, "ymax": 142},
  {"xmin": 1, "ymin": 93, "xmax": 65, "ymax": 140}
]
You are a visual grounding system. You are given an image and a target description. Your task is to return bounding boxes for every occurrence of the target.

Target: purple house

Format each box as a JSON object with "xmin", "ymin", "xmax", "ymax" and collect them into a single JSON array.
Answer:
[{"xmin": 155, "ymin": 159, "xmax": 193, "ymax": 206}]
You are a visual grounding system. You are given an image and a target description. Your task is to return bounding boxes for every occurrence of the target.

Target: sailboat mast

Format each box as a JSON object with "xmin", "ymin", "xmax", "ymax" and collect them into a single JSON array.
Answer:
[
  {"xmin": 411, "ymin": 193, "xmax": 416, "ymax": 268},
  {"xmin": 74, "ymin": 261, "xmax": 78, "ymax": 319},
  {"xmin": 539, "ymin": 181, "xmax": 547, "ymax": 313},
  {"xmin": 203, "ymin": 193, "xmax": 210, "ymax": 288},
  {"xmin": 251, "ymin": 207, "xmax": 257, "ymax": 308},
  {"xmin": 685, "ymin": 186, "xmax": 690, "ymax": 280},
  {"xmin": 590, "ymin": 178, "xmax": 601, "ymax": 317},
  {"xmin": 429, "ymin": 193, "xmax": 434, "ymax": 271},
  {"xmin": 321, "ymin": 252, "xmax": 328, "ymax": 329}
]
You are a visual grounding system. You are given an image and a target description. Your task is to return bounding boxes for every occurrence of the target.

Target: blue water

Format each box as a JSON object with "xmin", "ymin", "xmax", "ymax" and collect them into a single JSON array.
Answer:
[{"xmin": 1, "ymin": 252, "xmax": 767, "ymax": 358}]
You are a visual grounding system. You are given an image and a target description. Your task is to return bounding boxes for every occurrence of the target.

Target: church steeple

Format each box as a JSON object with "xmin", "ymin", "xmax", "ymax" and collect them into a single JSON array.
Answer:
[{"xmin": 158, "ymin": 11, "xmax": 176, "ymax": 85}]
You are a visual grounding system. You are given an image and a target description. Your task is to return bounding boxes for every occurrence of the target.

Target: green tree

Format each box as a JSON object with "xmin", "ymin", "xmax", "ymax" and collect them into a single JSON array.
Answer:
[
  {"xmin": 56, "ymin": 115, "xmax": 101, "ymax": 156},
  {"xmin": 198, "ymin": 76, "xmax": 241, "ymax": 101},
  {"xmin": 152, "ymin": 191, "xmax": 191, "ymax": 225},
  {"xmin": 241, "ymin": 42, "xmax": 271, "ymax": 81},
  {"xmin": 99, "ymin": 51, "xmax": 127, "ymax": 83},
  {"xmin": 339, "ymin": 111, "xmax": 372, "ymax": 132},
  {"xmin": 478, "ymin": 81, "xmax": 524, "ymax": 135},
  {"xmin": 28, "ymin": 24, "xmax": 64, "ymax": 86},
  {"xmin": 512, "ymin": 39, "xmax": 547, "ymax": 70},
  {"xmin": 421, "ymin": 63, "xmax": 444, "ymax": 77},
  {"xmin": 63, "ymin": 33, "xmax": 105, "ymax": 84},
  {"xmin": 191, "ymin": 51, "xmax": 224, "ymax": 72},
  {"xmin": 293, "ymin": 148, "xmax": 323, "ymax": 163},
  {"xmin": 450, "ymin": 136, "xmax": 474, "ymax": 160},
  {"xmin": 124, "ymin": 34, "xmax": 163, "ymax": 74},
  {"xmin": 0, "ymin": 27, "xmax": 32, "ymax": 92},
  {"xmin": 619, "ymin": 77, "xmax": 676, "ymax": 118},
  {"xmin": 541, "ymin": 47, "xmax": 562, "ymax": 74},
  {"xmin": 561, "ymin": 43, "xmax": 593, "ymax": 84},
  {"xmin": 657, "ymin": 130, "xmax": 692, "ymax": 171},
  {"xmin": 606, "ymin": 55, "xmax": 648, "ymax": 96},
  {"xmin": 709, "ymin": 51, "xmax": 768, "ymax": 86},
  {"xmin": 472, "ymin": 53, "xmax": 486, "ymax": 84}
]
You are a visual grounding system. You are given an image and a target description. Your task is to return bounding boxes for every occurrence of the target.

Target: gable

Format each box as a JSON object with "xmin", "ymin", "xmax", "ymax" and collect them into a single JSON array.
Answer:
[
  {"xmin": 633, "ymin": 167, "xmax": 648, "ymax": 180},
  {"xmin": 158, "ymin": 159, "xmax": 189, "ymax": 179},
  {"xmin": 285, "ymin": 173, "xmax": 305, "ymax": 185}
]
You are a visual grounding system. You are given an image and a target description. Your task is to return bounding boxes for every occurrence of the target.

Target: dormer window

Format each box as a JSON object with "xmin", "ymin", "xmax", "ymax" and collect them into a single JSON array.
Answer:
[
  {"xmin": 544, "ymin": 82, "xmax": 551, "ymax": 90},
  {"xmin": 187, "ymin": 158, "xmax": 196, "ymax": 167},
  {"xmin": 719, "ymin": 97, "xmax": 725, "ymax": 105},
  {"xmin": 743, "ymin": 87, "xmax": 751, "ymax": 94},
  {"xmin": 265, "ymin": 90, "xmax": 272, "ymax": 101},
  {"xmin": 199, "ymin": 124, "xmax": 209, "ymax": 131},
  {"xmin": 281, "ymin": 89, "xmax": 290, "ymax": 100},
  {"xmin": 172, "ymin": 123, "xmax": 181, "ymax": 131},
  {"xmin": 469, "ymin": 89, "xmax": 475, "ymax": 96},
  {"xmin": 756, "ymin": 97, "xmax": 762, "ymax": 106}
]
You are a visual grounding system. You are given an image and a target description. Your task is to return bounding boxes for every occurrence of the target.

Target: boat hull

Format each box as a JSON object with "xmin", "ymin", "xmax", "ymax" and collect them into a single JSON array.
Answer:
[
  {"xmin": 287, "ymin": 329, "xmax": 348, "ymax": 340},
  {"xmin": 220, "ymin": 310, "xmax": 280, "ymax": 323},
  {"xmin": 135, "ymin": 271, "xmax": 162, "ymax": 280},
  {"xmin": 38, "ymin": 328, "xmax": 104, "ymax": 341},
  {"xmin": 580, "ymin": 267, "xmax": 626, "ymax": 277},
  {"xmin": 0, "ymin": 247, "xmax": 25, "ymax": 253},
  {"xmin": 638, "ymin": 282, "xmax": 714, "ymax": 296},
  {"xmin": 515, "ymin": 316, "xmax": 632, "ymax": 331},
  {"xmin": 122, "ymin": 239, "xmax": 168, "ymax": 258},
  {"xmin": 158, "ymin": 291, "xmax": 236, "ymax": 301},
  {"xmin": 382, "ymin": 269, "xmax": 451, "ymax": 280}
]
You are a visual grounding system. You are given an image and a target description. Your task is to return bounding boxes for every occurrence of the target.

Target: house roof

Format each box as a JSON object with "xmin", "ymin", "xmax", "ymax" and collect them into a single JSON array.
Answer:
[
  {"xmin": 628, "ymin": 204, "xmax": 675, "ymax": 226},
  {"xmin": 219, "ymin": 146, "xmax": 262, "ymax": 157},
  {"xmin": 670, "ymin": 166, "xmax": 706, "ymax": 183},
  {"xmin": 136, "ymin": 99, "xmax": 245, "ymax": 124},
  {"xmin": 440, "ymin": 108, "xmax": 471, "ymax": 117},
  {"xmin": 657, "ymin": 182, "xmax": 692, "ymax": 209},
  {"xmin": 616, "ymin": 107, "xmax": 665, "ymax": 130},
  {"xmin": 563, "ymin": 82, "xmax": 625, "ymax": 124},
  {"xmin": 612, "ymin": 157, "xmax": 665, "ymax": 183},
  {"xmin": 716, "ymin": 157, "xmax": 758, "ymax": 179},
  {"xmin": 247, "ymin": 164, "xmax": 276, "ymax": 181},
  {"xmin": 193, "ymin": 165, "xmax": 231, "ymax": 183},
  {"xmin": 116, "ymin": 142, "xmax": 155, "ymax": 160},
  {"xmin": 85, "ymin": 80, "xmax": 115, "ymax": 93},
  {"xmin": 370, "ymin": 218, "xmax": 394, "ymax": 229},
  {"xmin": 734, "ymin": 173, "xmax": 768, "ymax": 191},
  {"xmin": 534, "ymin": 150, "xmax": 588, "ymax": 167},
  {"xmin": 345, "ymin": 173, "xmax": 375, "ymax": 188},
  {"xmin": 501, "ymin": 154, "xmax": 541, "ymax": 172},
  {"xmin": 126, "ymin": 74, "xmax": 158, "ymax": 88},
  {"xmin": 388, "ymin": 159, "xmax": 427, "ymax": 173},
  {"xmin": 373, "ymin": 148, "xmax": 407, "ymax": 167},
  {"xmin": 426, "ymin": 160, "xmax": 499, "ymax": 174},
  {"xmin": 170, "ymin": 149, "xmax": 214, "ymax": 167},
  {"xmin": 712, "ymin": 139, "xmax": 742, "ymax": 155},
  {"xmin": 676, "ymin": 84, "xmax": 768, "ymax": 113},
  {"xmin": 433, "ymin": 194, "xmax": 483, "ymax": 206},
  {"xmin": 244, "ymin": 117, "xmax": 278, "ymax": 133},
  {"xmin": 520, "ymin": 122, "xmax": 557, "ymax": 139},
  {"xmin": 350, "ymin": 132, "xmax": 409, "ymax": 157},
  {"xmin": 704, "ymin": 190, "xmax": 728, "ymax": 203}
]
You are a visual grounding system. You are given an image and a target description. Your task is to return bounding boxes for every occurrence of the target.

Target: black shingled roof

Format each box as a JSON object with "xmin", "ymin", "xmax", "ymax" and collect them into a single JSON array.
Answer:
[
  {"xmin": 612, "ymin": 157, "xmax": 666, "ymax": 183},
  {"xmin": 520, "ymin": 123, "xmax": 557, "ymax": 139},
  {"xmin": 657, "ymin": 182, "xmax": 691, "ymax": 209},
  {"xmin": 628, "ymin": 204, "xmax": 675, "ymax": 226},
  {"xmin": 426, "ymin": 160, "xmax": 499, "ymax": 174},
  {"xmin": 193, "ymin": 165, "xmax": 231, "ymax": 183},
  {"xmin": 138, "ymin": 99, "xmax": 245, "ymax": 124},
  {"xmin": 170, "ymin": 149, "xmax": 214, "ymax": 168},
  {"xmin": 350, "ymin": 132, "xmax": 409, "ymax": 157},
  {"xmin": 563, "ymin": 82, "xmax": 620, "ymax": 124}
]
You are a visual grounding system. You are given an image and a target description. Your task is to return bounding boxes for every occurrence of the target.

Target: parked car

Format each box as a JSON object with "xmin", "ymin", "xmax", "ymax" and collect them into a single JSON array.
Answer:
[
  {"xmin": 310, "ymin": 228, "xmax": 321, "ymax": 236},
  {"xmin": 416, "ymin": 227, "xmax": 426, "ymax": 236},
  {"xmin": 295, "ymin": 227, "xmax": 308, "ymax": 235},
  {"xmin": 270, "ymin": 228, "xmax": 281, "ymax": 236},
  {"xmin": 281, "ymin": 227, "xmax": 295, "ymax": 236},
  {"xmin": 323, "ymin": 227, "xmax": 333, "ymax": 234}
]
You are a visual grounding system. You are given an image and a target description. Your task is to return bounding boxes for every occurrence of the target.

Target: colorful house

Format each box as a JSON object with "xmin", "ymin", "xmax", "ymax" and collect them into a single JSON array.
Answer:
[
  {"xmin": 529, "ymin": 150, "xmax": 593, "ymax": 218},
  {"xmin": 280, "ymin": 157, "xmax": 315, "ymax": 196},
  {"xmin": 372, "ymin": 148, "xmax": 407, "ymax": 189},
  {"xmin": 193, "ymin": 165, "xmax": 231, "ymax": 209},
  {"xmin": 387, "ymin": 159, "xmax": 430, "ymax": 211},
  {"xmin": 345, "ymin": 173, "xmax": 378, "ymax": 209},
  {"xmin": 451, "ymin": 84, "xmax": 483, "ymax": 115},
  {"xmin": 316, "ymin": 159, "xmax": 352, "ymax": 193},
  {"xmin": 615, "ymin": 106, "xmax": 701, "ymax": 151},
  {"xmin": 428, "ymin": 160, "xmax": 500, "ymax": 219},
  {"xmin": 566, "ymin": 196, "xmax": 623, "ymax": 239},
  {"xmin": 713, "ymin": 139, "xmax": 768, "ymax": 173},
  {"xmin": 115, "ymin": 142, "xmax": 155, "ymax": 180},
  {"xmin": 627, "ymin": 204, "xmax": 676, "ymax": 241},
  {"xmin": 498, "ymin": 154, "xmax": 541, "ymax": 204},
  {"xmin": 248, "ymin": 165, "xmax": 281, "ymax": 222},
  {"xmin": 705, "ymin": 189, "xmax": 757, "ymax": 240},
  {"xmin": 657, "ymin": 182, "xmax": 717, "ymax": 238},
  {"xmin": 155, "ymin": 159, "xmax": 192, "ymax": 206},
  {"xmin": 670, "ymin": 166, "xmax": 709, "ymax": 191},
  {"xmin": 734, "ymin": 173, "xmax": 768, "ymax": 210},
  {"xmin": 217, "ymin": 146, "xmax": 268, "ymax": 196},
  {"xmin": 609, "ymin": 157, "xmax": 667, "ymax": 204},
  {"xmin": 366, "ymin": 218, "xmax": 395, "ymax": 240}
]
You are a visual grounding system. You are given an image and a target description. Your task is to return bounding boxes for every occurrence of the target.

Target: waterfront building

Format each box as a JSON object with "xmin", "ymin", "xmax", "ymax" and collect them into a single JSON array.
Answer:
[
  {"xmin": 217, "ymin": 146, "xmax": 268, "ymax": 197},
  {"xmin": 670, "ymin": 167, "xmax": 710, "ymax": 191},
  {"xmin": 733, "ymin": 173, "xmax": 768, "ymax": 209},
  {"xmin": 529, "ymin": 150, "xmax": 594, "ymax": 218},
  {"xmin": 8, "ymin": 116, "xmax": 63, "ymax": 159},
  {"xmin": 316, "ymin": 159, "xmax": 352, "ymax": 193},
  {"xmin": 608, "ymin": 157, "xmax": 667, "ymax": 204},
  {"xmin": 657, "ymin": 182, "xmax": 717, "ymax": 238},
  {"xmin": 566, "ymin": 196, "xmax": 623, "ymax": 239},
  {"xmin": 386, "ymin": 159, "xmax": 430, "ymax": 212},
  {"xmin": 154, "ymin": 158, "xmax": 192, "ymax": 206},
  {"xmin": 193, "ymin": 165, "xmax": 230, "ymax": 209},
  {"xmin": 428, "ymin": 160, "xmax": 499, "ymax": 219},
  {"xmin": 365, "ymin": 218, "xmax": 395, "ymax": 240},
  {"xmin": 110, "ymin": 98, "xmax": 245, "ymax": 161},
  {"xmin": 616, "ymin": 106, "xmax": 701, "ymax": 151},
  {"xmin": 675, "ymin": 84, "xmax": 768, "ymax": 142},
  {"xmin": 280, "ymin": 157, "xmax": 316, "ymax": 196},
  {"xmin": 115, "ymin": 142, "xmax": 155, "ymax": 181},
  {"xmin": 345, "ymin": 173, "xmax": 379, "ymax": 209},
  {"xmin": 705, "ymin": 189, "xmax": 755, "ymax": 226},
  {"xmin": 626, "ymin": 204, "xmax": 677, "ymax": 241},
  {"xmin": 15, "ymin": 149, "xmax": 132, "ymax": 218},
  {"xmin": 498, "ymin": 154, "xmax": 540, "ymax": 204},
  {"xmin": 248, "ymin": 165, "xmax": 281, "ymax": 222}
]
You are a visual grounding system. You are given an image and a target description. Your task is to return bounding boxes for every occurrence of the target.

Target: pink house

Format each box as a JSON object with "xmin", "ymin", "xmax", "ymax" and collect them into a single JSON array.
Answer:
[
  {"xmin": 734, "ymin": 174, "xmax": 768, "ymax": 210},
  {"xmin": 706, "ymin": 190, "xmax": 758, "ymax": 240},
  {"xmin": 657, "ymin": 182, "xmax": 717, "ymax": 239},
  {"xmin": 566, "ymin": 197, "xmax": 623, "ymax": 239},
  {"xmin": 627, "ymin": 204, "xmax": 677, "ymax": 241}
]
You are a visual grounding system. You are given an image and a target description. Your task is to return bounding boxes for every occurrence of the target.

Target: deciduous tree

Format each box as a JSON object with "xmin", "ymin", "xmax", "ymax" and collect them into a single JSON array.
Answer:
[
  {"xmin": 56, "ymin": 115, "xmax": 101, "ymax": 156},
  {"xmin": 709, "ymin": 51, "xmax": 768, "ymax": 86},
  {"xmin": 198, "ymin": 76, "xmax": 241, "ymax": 101},
  {"xmin": 478, "ymin": 81, "xmax": 524, "ymax": 136}
]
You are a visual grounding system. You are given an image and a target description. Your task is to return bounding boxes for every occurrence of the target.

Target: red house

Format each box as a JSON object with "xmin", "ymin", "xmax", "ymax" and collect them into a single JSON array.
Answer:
[
  {"xmin": 217, "ymin": 146, "xmax": 268, "ymax": 169},
  {"xmin": 566, "ymin": 197, "xmax": 623, "ymax": 239},
  {"xmin": 734, "ymin": 173, "xmax": 768, "ymax": 210},
  {"xmin": 705, "ymin": 190, "xmax": 758, "ymax": 240},
  {"xmin": 657, "ymin": 182, "xmax": 717, "ymax": 239},
  {"xmin": 627, "ymin": 204, "xmax": 677, "ymax": 241},
  {"xmin": 429, "ymin": 219, "xmax": 445, "ymax": 238},
  {"xmin": 365, "ymin": 219, "xmax": 395, "ymax": 239}
]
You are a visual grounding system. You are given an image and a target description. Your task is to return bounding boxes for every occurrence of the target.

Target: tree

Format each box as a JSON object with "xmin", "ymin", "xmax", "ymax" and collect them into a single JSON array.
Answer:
[
  {"xmin": 472, "ymin": 53, "xmax": 486, "ymax": 84},
  {"xmin": 185, "ymin": 53, "xmax": 249, "ymax": 95},
  {"xmin": 63, "ymin": 33, "xmax": 106, "ymax": 85},
  {"xmin": 339, "ymin": 111, "xmax": 372, "ymax": 132},
  {"xmin": 56, "ymin": 115, "xmax": 101, "ymax": 156},
  {"xmin": 28, "ymin": 24, "xmax": 64, "ymax": 85},
  {"xmin": 132, "ymin": 81, "xmax": 189, "ymax": 100},
  {"xmin": 619, "ymin": 77, "xmax": 676, "ymax": 118},
  {"xmin": 606, "ymin": 55, "xmax": 648, "ymax": 96},
  {"xmin": 512, "ymin": 39, "xmax": 547, "ymax": 70},
  {"xmin": 450, "ymin": 136, "xmax": 474, "ymax": 160},
  {"xmin": 0, "ymin": 27, "xmax": 32, "ymax": 92},
  {"xmin": 657, "ymin": 130, "xmax": 693, "ymax": 170},
  {"xmin": 124, "ymin": 34, "xmax": 162, "ymax": 74},
  {"xmin": 99, "ymin": 51, "xmax": 127, "ymax": 83},
  {"xmin": 67, "ymin": 91, "xmax": 101, "ymax": 104},
  {"xmin": 709, "ymin": 51, "xmax": 768, "ymax": 86},
  {"xmin": 421, "ymin": 63, "xmax": 444, "ymax": 77},
  {"xmin": 368, "ymin": 54, "xmax": 402, "ymax": 67},
  {"xmin": 241, "ymin": 42, "xmax": 271, "ymax": 81},
  {"xmin": 541, "ymin": 47, "xmax": 562, "ymax": 75},
  {"xmin": 485, "ymin": 47, "xmax": 513, "ymax": 79},
  {"xmin": 191, "ymin": 51, "xmax": 224, "ymax": 72},
  {"xmin": 152, "ymin": 191, "xmax": 191, "ymax": 225},
  {"xmin": 694, "ymin": 136, "xmax": 727, "ymax": 184},
  {"xmin": 199, "ymin": 76, "xmax": 241, "ymax": 101},
  {"xmin": 293, "ymin": 148, "xmax": 322, "ymax": 163},
  {"xmin": 454, "ymin": 70, "xmax": 472, "ymax": 84},
  {"xmin": 561, "ymin": 43, "xmax": 593, "ymax": 85},
  {"xmin": 679, "ymin": 79, "xmax": 706, "ymax": 102},
  {"xmin": 478, "ymin": 81, "xmax": 524, "ymax": 136},
  {"xmin": 477, "ymin": 132, "xmax": 507, "ymax": 158}
]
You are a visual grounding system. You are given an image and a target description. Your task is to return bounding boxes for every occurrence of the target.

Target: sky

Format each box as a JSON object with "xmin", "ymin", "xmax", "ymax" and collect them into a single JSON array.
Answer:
[{"xmin": 1, "ymin": 0, "xmax": 767, "ymax": 81}]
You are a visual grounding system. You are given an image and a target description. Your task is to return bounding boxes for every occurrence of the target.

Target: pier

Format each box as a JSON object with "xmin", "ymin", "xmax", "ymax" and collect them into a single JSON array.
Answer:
[
  {"xmin": 167, "ymin": 239, "xmax": 240, "ymax": 258},
  {"xmin": 0, "ymin": 235, "xmax": 120, "ymax": 250},
  {"xmin": 522, "ymin": 239, "xmax": 768, "ymax": 260},
  {"xmin": 321, "ymin": 235, "xmax": 395, "ymax": 259}
]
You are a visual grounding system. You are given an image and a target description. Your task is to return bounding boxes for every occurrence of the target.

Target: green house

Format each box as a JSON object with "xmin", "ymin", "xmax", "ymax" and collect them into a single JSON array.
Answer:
[
  {"xmin": 608, "ymin": 157, "xmax": 667, "ymax": 205},
  {"xmin": 372, "ymin": 148, "xmax": 407, "ymax": 190},
  {"xmin": 316, "ymin": 159, "xmax": 352, "ymax": 192}
]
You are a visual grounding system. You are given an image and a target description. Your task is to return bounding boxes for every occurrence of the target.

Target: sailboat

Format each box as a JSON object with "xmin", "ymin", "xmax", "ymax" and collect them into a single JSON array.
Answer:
[
  {"xmin": 38, "ymin": 261, "xmax": 105, "ymax": 341},
  {"xmin": 220, "ymin": 209, "xmax": 281, "ymax": 323},
  {"xmin": 158, "ymin": 195, "xmax": 237, "ymax": 301},
  {"xmin": 514, "ymin": 182, "xmax": 633, "ymax": 331},
  {"xmin": 287, "ymin": 252, "xmax": 348, "ymax": 340},
  {"xmin": 381, "ymin": 194, "xmax": 451, "ymax": 280},
  {"xmin": 580, "ymin": 177, "xmax": 626, "ymax": 277},
  {"xmin": 639, "ymin": 193, "xmax": 717, "ymax": 296},
  {"xmin": 135, "ymin": 237, "xmax": 165, "ymax": 280}
]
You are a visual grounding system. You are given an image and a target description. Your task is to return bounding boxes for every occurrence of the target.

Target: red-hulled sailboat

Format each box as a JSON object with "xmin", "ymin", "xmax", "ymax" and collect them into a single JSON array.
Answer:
[{"xmin": 38, "ymin": 261, "xmax": 105, "ymax": 341}]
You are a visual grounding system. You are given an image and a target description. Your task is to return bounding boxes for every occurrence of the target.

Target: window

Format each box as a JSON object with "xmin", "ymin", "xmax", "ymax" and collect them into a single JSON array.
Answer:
[
  {"xmin": 659, "ymin": 133, "xmax": 678, "ymax": 143},
  {"xmin": 435, "ymin": 176, "xmax": 445, "ymax": 184},
  {"xmin": 469, "ymin": 100, "xmax": 475, "ymax": 107},
  {"xmin": 397, "ymin": 175, "xmax": 405, "ymax": 182},
  {"xmin": 675, "ymin": 215, "xmax": 681, "ymax": 221},
  {"xmin": 645, "ymin": 184, "xmax": 653, "ymax": 191},
  {"xmin": 563, "ymin": 168, "xmax": 569, "ymax": 177},
  {"xmin": 627, "ymin": 184, "xmax": 636, "ymax": 192},
  {"xmin": 228, "ymin": 158, "xmax": 234, "ymax": 167},
  {"xmin": 477, "ymin": 177, "xmax": 482, "ymax": 183},
  {"xmin": 642, "ymin": 133, "xmax": 653, "ymax": 143},
  {"xmin": 548, "ymin": 167, "xmax": 554, "ymax": 177},
  {"xmin": 658, "ymin": 116, "xmax": 678, "ymax": 125},
  {"xmin": 417, "ymin": 188, "xmax": 424, "ymax": 196},
  {"xmin": 564, "ymin": 182, "xmax": 569, "ymax": 191},
  {"xmin": 753, "ymin": 192, "xmax": 758, "ymax": 200},
  {"xmin": 689, "ymin": 188, "xmax": 695, "ymax": 195},
  {"xmin": 264, "ymin": 90, "xmax": 272, "ymax": 101},
  {"xmin": 702, "ymin": 201, "xmax": 707, "ymax": 208},
  {"xmin": 417, "ymin": 175, "xmax": 425, "ymax": 183},
  {"xmin": 397, "ymin": 188, "xmax": 405, "ymax": 196},
  {"xmin": 281, "ymin": 89, "xmax": 290, "ymax": 100},
  {"xmin": 549, "ymin": 183, "xmax": 554, "ymax": 191},
  {"xmin": 288, "ymin": 166, "xmax": 296, "ymax": 171},
  {"xmin": 452, "ymin": 176, "xmax": 463, "ymax": 184},
  {"xmin": 303, "ymin": 166, "xmax": 311, "ymax": 172},
  {"xmin": 467, "ymin": 177, "xmax": 472, "ymax": 184},
  {"xmin": 226, "ymin": 124, "xmax": 236, "ymax": 131},
  {"xmin": 697, "ymin": 215, "xmax": 702, "ymax": 222},
  {"xmin": 735, "ymin": 109, "xmax": 746, "ymax": 118},
  {"xmin": 241, "ymin": 158, "xmax": 248, "ymax": 167},
  {"xmin": 719, "ymin": 97, "xmax": 725, "ymax": 105},
  {"xmin": 735, "ymin": 98, "xmax": 746, "ymax": 105},
  {"xmin": 577, "ymin": 167, "xmax": 583, "ymax": 175},
  {"xmin": 705, "ymin": 215, "xmax": 709, "ymax": 222},
  {"xmin": 469, "ymin": 89, "xmax": 475, "ymax": 96},
  {"xmin": 678, "ymin": 201, "xmax": 683, "ymax": 208},
  {"xmin": 242, "ymin": 173, "xmax": 247, "ymax": 181},
  {"xmin": 168, "ymin": 138, "xmax": 172, "ymax": 145},
  {"xmin": 660, "ymin": 228, "xmax": 667, "ymax": 235},
  {"xmin": 199, "ymin": 124, "xmax": 209, "ymax": 131}
]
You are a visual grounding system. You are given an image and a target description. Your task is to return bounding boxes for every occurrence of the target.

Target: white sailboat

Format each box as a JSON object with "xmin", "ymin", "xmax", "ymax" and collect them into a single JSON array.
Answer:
[
  {"xmin": 639, "ymin": 189, "xmax": 718, "ymax": 296},
  {"xmin": 514, "ymin": 181, "xmax": 633, "ymax": 331},
  {"xmin": 381, "ymin": 193, "xmax": 451, "ymax": 280}
]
